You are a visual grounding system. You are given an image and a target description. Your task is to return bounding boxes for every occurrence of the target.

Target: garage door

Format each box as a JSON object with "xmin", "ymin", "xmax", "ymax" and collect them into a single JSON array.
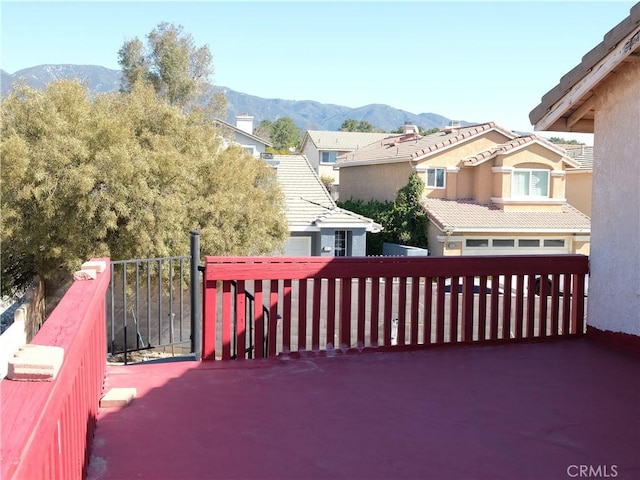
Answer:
[
  {"xmin": 284, "ymin": 236, "xmax": 312, "ymax": 256},
  {"xmin": 462, "ymin": 237, "xmax": 570, "ymax": 255}
]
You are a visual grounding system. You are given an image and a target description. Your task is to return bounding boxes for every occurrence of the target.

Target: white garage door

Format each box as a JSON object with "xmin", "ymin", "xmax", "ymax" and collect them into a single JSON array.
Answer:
[
  {"xmin": 462, "ymin": 237, "xmax": 570, "ymax": 255},
  {"xmin": 284, "ymin": 236, "xmax": 312, "ymax": 256}
]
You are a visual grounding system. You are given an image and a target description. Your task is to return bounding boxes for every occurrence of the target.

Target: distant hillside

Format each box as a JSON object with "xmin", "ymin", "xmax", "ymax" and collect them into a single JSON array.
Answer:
[{"xmin": 1, "ymin": 64, "xmax": 460, "ymax": 132}]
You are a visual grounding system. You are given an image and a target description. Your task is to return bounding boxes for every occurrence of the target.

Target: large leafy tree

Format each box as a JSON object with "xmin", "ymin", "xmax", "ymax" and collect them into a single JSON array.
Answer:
[
  {"xmin": 1, "ymin": 80, "xmax": 288, "ymax": 298},
  {"xmin": 269, "ymin": 117, "xmax": 302, "ymax": 152},
  {"xmin": 338, "ymin": 173, "xmax": 428, "ymax": 255},
  {"xmin": 340, "ymin": 119, "xmax": 383, "ymax": 133},
  {"xmin": 118, "ymin": 22, "xmax": 223, "ymax": 113}
]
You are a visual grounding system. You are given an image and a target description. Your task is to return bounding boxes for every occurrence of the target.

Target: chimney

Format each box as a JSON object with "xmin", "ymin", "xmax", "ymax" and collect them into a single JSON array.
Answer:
[{"xmin": 235, "ymin": 114, "xmax": 254, "ymax": 135}]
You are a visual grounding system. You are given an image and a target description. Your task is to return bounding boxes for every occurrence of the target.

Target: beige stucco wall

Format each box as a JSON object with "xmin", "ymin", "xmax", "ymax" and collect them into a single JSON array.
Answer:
[
  {"xmin": 565, "ymin": 171, "xmax": 593, "ymax": 217},
  {"xmin": 589, "ymin": 60, "xmax": 640, "ymax": 336},
  {"xmin": 339, "ymin": 162, "xmax": 413, "ymax": 202}
]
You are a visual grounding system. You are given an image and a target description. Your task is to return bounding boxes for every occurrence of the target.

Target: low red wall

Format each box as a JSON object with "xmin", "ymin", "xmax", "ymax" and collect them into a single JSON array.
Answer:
[{"xmin": 0, "ymin": 258, "xmax": 110, "ymax": 480}]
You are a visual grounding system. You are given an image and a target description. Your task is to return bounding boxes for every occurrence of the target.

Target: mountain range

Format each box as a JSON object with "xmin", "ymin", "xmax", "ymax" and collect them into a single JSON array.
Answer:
[{"xmin": 0, "ymin": 64, "xmax": 459, "ymax": 132}]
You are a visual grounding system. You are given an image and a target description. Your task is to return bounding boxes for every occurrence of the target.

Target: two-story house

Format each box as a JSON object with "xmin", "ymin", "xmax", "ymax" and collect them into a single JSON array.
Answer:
[
  {"xmin": 299, "ymin": 130, "xmax": 390, "ymax": 198},
  {"xmin": 336, "ymin": 122, "xmax": 591, "ymax": 256},
  {"xmin": 272, "ymin": 154, "xmax": 382, "ymax": 256},
  {"xmin": 217, "ymin": 114, "xmax": 272, "ymax": 158}
]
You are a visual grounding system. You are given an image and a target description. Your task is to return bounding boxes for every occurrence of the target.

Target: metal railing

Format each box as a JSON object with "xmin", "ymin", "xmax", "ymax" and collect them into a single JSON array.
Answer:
[{"xmin": 107, "ymin": 231, "xmax": 202, "ymax": 363}]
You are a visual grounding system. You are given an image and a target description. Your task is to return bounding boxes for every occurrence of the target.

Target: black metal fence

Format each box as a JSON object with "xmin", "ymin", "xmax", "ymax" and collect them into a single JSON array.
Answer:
[{"xmin": 107, "ymin": 231, "xmax": 202, "ymax": 364}]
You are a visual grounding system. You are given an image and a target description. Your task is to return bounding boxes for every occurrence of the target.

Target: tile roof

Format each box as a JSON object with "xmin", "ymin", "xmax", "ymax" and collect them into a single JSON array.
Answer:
[
  {"xmin": 275, "ymin": 155, "xmax": 382, "ymax": 232},
  {"xmin": 423, "ymin": 198, "xmax": 591, "ymax": 233},
  {"xmin": 462, "ymin": 135, "xmax": 577, "ymax": 167},
  {"xmin": 304, "ymin": 131, "xmax": 390, "ymax": 151},
  {"xmin": 561, "ymin": 145, "xmax": 594, "ymax": 170},
  {"xmin": 337, "ymin": 122, "xmax": 517, "ymax": 166},
  {"xmin": 529, "ymin": 3, "xmax": 640, "ymax": 131}
]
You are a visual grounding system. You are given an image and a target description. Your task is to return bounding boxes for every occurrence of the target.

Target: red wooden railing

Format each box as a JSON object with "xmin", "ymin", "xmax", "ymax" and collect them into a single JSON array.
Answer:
[
  {"xmin": 202, "ymin": 255, "xmax": 588, "ymax": 360},
  {"xmin": 0, "ymin": 258, "xmax": 110, "ymax": 480}
]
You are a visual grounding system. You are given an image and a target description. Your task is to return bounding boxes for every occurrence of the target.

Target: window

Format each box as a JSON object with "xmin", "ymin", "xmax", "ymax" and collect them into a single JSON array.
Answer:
[
  {"xmin": 242, "ymin": 145, "xmax": 256, "ymax": 156},
  {"xmin": 512, "ymin": 169, "xmax": 549, "ymax": 197},
  {"xmin": 426, "ymin": 167, "xmax": 446, "ymax": 188},
  {"xmin": 493, "ymin": 239, "xmax": 515, "ymax": 247},
  {"xmin": 466, "ymin": 239, "xmax": 489, "ymax": 248},
  {"xmin": 544, "ymin": 239, "xmax": 565, "ymax": 248},
  {"xmin": 321, "ymin": 151, "xmax": 338, "ymax": 164},
  {"xmin": 334, "ymin": 230, "xmax": 349, "ymax": 256},
  {"xmin": 518, "ymin": 239, "xmax": 540, "ymax": 248}
]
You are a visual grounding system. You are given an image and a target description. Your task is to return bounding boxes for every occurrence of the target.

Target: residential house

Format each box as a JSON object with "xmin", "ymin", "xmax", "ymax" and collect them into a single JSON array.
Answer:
[
  {"xmin": 217, "ymin": 114, "xmax": 272, "ymax": 158},
  {"xmin": 530, "ymin": 2, "xmax": 640, "ymax": 343},
  {"xmin": 272, "ymin": 155, "xmax": 381, "ymax": 256},
  {"xmin": 336, "ymin": 122, "xmax": 591, "ymax": 256},
  {"xmin": 299, "ymin": 129, "xmax": 390, "ymax": 197},
  {"xmin": 561, "ymin": 145, "xmax": 593, "ymax": 217}
]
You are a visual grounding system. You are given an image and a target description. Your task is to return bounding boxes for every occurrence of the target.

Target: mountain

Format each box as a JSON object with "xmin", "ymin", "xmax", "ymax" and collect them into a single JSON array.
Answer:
[{"xmin": 1, "ymin": 64, "xmax": 459, "ymax": 131}]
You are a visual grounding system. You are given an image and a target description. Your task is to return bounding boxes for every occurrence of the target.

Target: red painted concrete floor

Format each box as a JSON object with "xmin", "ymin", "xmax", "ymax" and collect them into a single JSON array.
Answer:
[{"xmin": 88, "ymin": 339, "xmax": 639, "ymax": 480}]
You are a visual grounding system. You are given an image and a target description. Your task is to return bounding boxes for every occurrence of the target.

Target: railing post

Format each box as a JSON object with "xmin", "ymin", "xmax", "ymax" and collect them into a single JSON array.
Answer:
[{"xmin": 190, "ymin": 230, "xmax": 202, "ymax": 360}]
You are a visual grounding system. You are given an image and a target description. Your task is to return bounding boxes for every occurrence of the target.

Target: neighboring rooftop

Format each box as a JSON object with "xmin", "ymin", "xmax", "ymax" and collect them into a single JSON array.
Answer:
[
  {"xmin": 462, "ymin": 135, "xmax": 577, "ymax": 167},
  {"xmin": 561, "ymin": 144, "xmax": 594, "ymax": 170},
  {"xmin": 303, "ymin": 130, "xmax": 390, "ymax": 151},
  {"xmin": 424, "ymin": 198, "xmax": 591, "ymax": 233},
  {"xmin": 337, "ymin": 122, "xmax": 517, "ymax": 166},
  {"xmin": 274, "ymin": 155, "xmax": 381, "ymax": 231}
]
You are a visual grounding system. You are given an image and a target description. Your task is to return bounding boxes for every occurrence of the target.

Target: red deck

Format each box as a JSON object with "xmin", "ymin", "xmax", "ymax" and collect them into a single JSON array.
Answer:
[{"xmin": 88, "ymin": 339, "xmax": 639, "ymax": 480}]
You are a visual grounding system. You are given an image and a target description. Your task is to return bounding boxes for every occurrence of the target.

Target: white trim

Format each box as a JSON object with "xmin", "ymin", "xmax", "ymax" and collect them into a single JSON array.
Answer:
[
  {"xmin": 565, "ymin": 168, "xmax": 592, "ymax": 174},
  {"xmin": 573, "ymin": 235, "xmax": 591, "ymax": 242},
  {"xmin": 446, "ymin": 166, "xmax": 460, "ymax": 173},
  {"xmin": 436, "ymin": 235, "xmax": 464, "ymax": 243},
  {"xmin": 492, "ymin": 166, "xmax": 513, "ymax": 173},
  {"xmin": 491, "ymin": 197, "xmax": 567, "ymax": 205},
  {"xmin": 550, "ymin": 170, "xmax": 566, "ymax": 177},
  {"xmin": 289, "ymin": 225, "xmax": 321, "ymax": 232},
  {"xmin": 449, "ymin": 227, "xmax": 590, "ymax": 234}
]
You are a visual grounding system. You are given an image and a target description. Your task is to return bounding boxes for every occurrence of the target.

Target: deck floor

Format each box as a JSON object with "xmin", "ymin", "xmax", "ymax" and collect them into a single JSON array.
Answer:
[{"xmin": 88, "ymin": 339, "xmax": 639, "ymax": 480}]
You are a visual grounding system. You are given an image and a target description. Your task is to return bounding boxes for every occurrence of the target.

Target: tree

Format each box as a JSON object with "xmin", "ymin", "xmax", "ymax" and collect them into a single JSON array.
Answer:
[
  {"xmin": 340, "ymin": 119, "xmax": 383, "ymax": 133},
  {"xmin": 1, "ymin": 80, "xmax": 288, "ymax": 299},
  {"xmin": 254, "ymin": 119, "xmax": 273, "ymax": 142},
  {"xmin": 118, "ymin": 22, "xmax": 222, "ymax": 112},
  {"xmin": 269, "ymin": 117, "xmax": 302, "ymax": 152},
  {"xmin": 338, "ymin": 172, "xmax": 428, "ymax": 255},
  {"xmin": 547, "ymin": 137, "xmax": 585, "ymax": 145}
]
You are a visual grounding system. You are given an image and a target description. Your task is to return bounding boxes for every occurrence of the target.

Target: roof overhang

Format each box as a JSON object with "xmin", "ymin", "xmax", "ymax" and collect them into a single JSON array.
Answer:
[{"xmin": 530, "ymin": 5, "xmax": 640, "ymax": 133}]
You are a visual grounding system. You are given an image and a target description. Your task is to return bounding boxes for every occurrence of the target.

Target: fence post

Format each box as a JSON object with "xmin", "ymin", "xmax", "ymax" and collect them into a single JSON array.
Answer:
[{"xmin": 190, "ymin": 230, "xmax": 202, "ymax": 360}]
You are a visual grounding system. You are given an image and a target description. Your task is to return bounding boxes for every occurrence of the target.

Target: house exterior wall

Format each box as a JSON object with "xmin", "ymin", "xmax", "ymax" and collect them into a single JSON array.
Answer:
[
  {"xmin": 300, "ymin": 142, "xmax": 321, "ymax": 173},
  {"xmin": 589, "ymin": 60, "xmax": 640, "ymax": 337},
  {"xmin": 565, "ymin": 171, "xmax": 593, "ymax": 217},
  {"xmin": 339, "ymin": 163, "xmax": 413, "ymax": 202},
  {"xmin": 319, "ymin": 228, "xmax": 367, "ymax": 257}
]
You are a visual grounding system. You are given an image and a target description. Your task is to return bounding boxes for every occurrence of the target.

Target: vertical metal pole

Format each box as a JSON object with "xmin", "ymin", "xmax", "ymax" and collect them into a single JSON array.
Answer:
[{"xmin": 190, "ymin": 230, "xmax": 202, "ymax": 360}]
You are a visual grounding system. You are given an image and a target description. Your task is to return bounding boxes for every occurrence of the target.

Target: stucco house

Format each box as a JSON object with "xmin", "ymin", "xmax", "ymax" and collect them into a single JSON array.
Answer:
[
  {"xmin": 299, "ymin": 130, "xmax": 390, "ymax": 197},
  {"xmin": 529, "ymin": 3, "xmax": 640, "ymax": 344},
  {"xmin": 562, "ymin": 145, "xmax": 593, "ymax": 217},
  {"xmin": 336, "ymin": 122, "xmax": 591, "ymax": 256},
  {"xmin": 272, "ymin": 155, "xmax": 381, "ymax": 256},
  {"xmin": 217, "ymin": 114, "xmax": 272, "ymax": 158}
]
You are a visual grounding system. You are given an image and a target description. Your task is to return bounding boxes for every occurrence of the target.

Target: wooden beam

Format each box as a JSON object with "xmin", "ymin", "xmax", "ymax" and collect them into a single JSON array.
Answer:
[{"xmin": 567, "ymin": 96, "xmax": 595, "ymax": 129}]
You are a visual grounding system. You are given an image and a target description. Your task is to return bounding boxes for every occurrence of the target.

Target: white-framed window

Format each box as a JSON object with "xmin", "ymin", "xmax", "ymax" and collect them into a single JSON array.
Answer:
[
  {"xmin": 512, "ymin": 169, "xmax": 549, "ymax": 197},
  {"xmin": 321, "ymin": 151, "xmax": 338, "ymax": 164},
  {"xmin": 334, "ymin": 230, "xmax": 349, "ymax": 256},
  {"xmin": 426, "ymin": 167, "xmax": 446, "ymax": 188},
  {"xmin": 466, "ymin": 239, "xmax": 489, "ymax": 248},
  {"xmin": 242, "ymin": 145, "xmax": 257, "ymax": 157}
]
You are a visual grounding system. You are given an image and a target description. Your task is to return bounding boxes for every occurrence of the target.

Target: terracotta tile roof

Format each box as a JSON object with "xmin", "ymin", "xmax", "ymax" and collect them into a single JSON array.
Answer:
[
  {"xmin": 561, "ymin": 145, "xmax": 594, "ymax": 170},
  {"xmin": 275, "ymin": 155, "xmax": 381, "ymax": 231},
  {"xmin": 462, "ymin": 135, "xmax": 576, "ymax": 167},
  {"xmin": 423, "ymin": 198, "xmax": 591, "ymax": 233},
  {"xmin": 337, "ymin": 122, "xmax": 517, "ymax": 166},
  {"xmin": 304, "ymin": 131, "xmax": 390, "ymax": 151}
]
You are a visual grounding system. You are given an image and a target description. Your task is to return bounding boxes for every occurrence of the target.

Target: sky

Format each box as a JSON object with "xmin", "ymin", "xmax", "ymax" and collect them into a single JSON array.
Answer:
[{"xmin": 1, "ymin": 1, "xmax": 637, "ymax": 143}]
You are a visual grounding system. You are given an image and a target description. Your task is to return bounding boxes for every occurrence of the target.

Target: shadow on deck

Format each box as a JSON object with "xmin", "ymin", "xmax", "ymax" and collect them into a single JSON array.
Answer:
[{"xmin": 88, "ymin": 338, "xmax": 639, "ymax": 480}]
